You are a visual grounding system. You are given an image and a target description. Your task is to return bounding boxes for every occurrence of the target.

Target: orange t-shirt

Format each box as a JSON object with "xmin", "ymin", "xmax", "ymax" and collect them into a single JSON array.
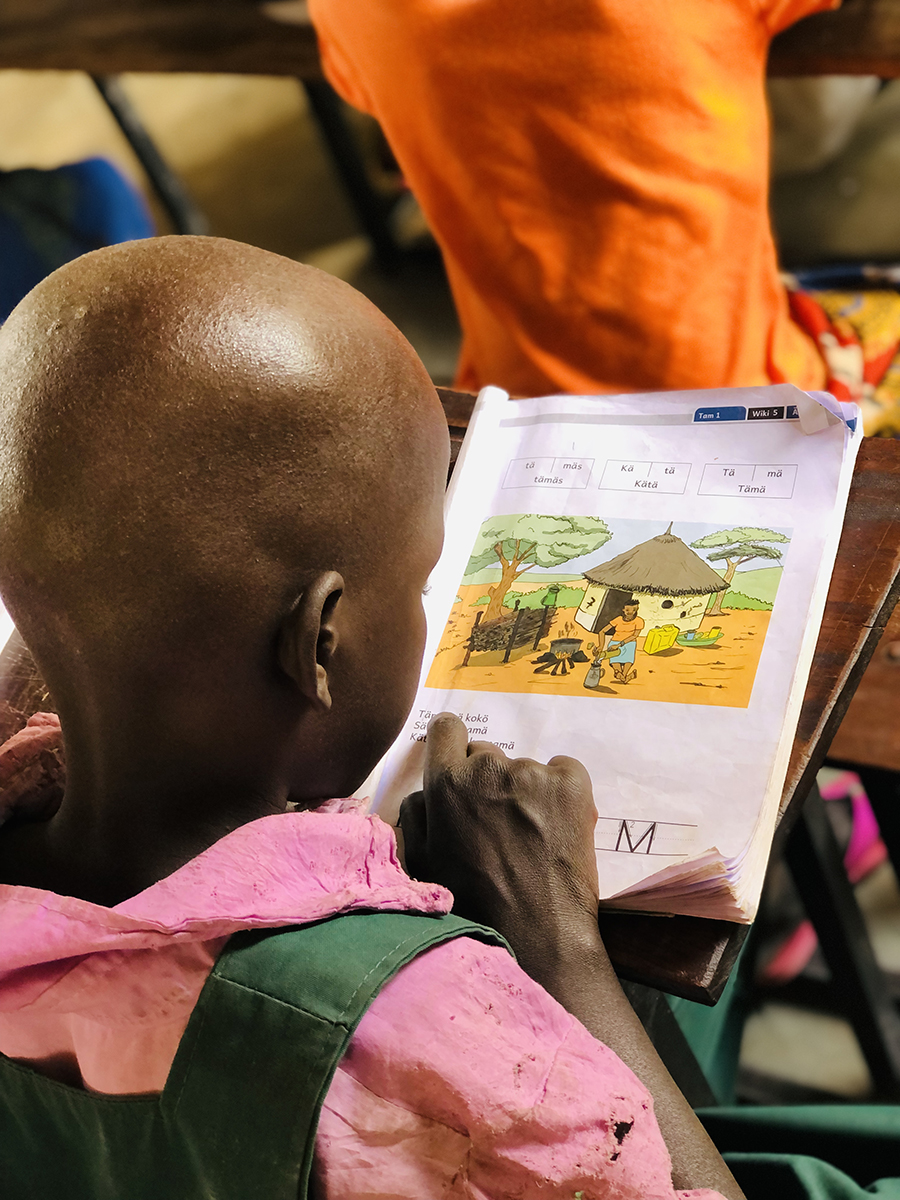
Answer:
[
  {"xmin": 310, "ymin": 0, "xmax": 836, "ymax": 397},
  {"xmin": 608, "ymin": 615, "xmax": 644, "ymax": 642}
]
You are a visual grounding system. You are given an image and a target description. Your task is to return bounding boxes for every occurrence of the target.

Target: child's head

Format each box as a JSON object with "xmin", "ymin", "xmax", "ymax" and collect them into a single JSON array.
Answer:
[{"xmin": 0, "ymin": 237, "xmax": 447, "ymax": 815}]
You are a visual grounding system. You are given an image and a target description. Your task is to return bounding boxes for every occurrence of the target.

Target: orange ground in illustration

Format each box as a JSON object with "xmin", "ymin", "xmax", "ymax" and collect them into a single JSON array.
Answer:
[{"xmin": 425, "ymin": 584, "xmax": 771, "ymax": 708}]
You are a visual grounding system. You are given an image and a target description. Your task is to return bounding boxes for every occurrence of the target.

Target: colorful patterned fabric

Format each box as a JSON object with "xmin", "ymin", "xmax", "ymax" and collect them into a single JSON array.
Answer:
[{"xmin": 788, "ymin": 287, "xmax": 900, "ymax": 436}]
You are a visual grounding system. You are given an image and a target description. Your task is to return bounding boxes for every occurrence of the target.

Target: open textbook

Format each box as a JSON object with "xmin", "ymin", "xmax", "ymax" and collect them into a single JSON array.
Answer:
[{"xmin": 373, "ymin": 384, "xmax": 862, "ymax": 923}]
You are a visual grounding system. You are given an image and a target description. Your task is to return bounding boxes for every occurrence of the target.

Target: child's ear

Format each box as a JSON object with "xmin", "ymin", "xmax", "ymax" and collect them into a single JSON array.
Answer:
[{"xmin": 277, "ymin": 571, "xmax": 345, "ymax": 712}]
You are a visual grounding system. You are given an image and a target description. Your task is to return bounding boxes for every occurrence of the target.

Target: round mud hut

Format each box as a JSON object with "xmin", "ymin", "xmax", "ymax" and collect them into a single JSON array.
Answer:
[{"xmin": 574, "ymin": 524, "xmax": 728, "ymax": 636}]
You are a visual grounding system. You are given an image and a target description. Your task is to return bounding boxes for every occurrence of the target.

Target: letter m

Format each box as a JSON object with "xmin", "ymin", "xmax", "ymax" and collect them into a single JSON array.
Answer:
[{"xmin": 615, "ymin": 820, "xmax": 657, "ymax": 854}]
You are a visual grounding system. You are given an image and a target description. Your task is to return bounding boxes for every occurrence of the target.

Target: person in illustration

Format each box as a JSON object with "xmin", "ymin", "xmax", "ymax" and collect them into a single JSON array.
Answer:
[
  {"xmin": 604, "ymin": 600, "xmax": 645, "ymax": 683},
  {"xmin": 0, "ymin": 237, "xmax": 742, "ymax": 1200}
]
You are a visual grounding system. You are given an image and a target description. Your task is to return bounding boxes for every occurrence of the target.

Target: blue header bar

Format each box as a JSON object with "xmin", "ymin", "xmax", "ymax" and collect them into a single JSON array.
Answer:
[{"xmin": 693, "ymin": 405, "xmax": 747, "ymax": 423}]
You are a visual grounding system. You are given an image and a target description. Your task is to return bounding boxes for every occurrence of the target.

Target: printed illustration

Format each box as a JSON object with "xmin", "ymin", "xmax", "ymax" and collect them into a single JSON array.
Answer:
[{"xmin": 425, "ymin": 517, "xmax": 791, "ymax": 707}]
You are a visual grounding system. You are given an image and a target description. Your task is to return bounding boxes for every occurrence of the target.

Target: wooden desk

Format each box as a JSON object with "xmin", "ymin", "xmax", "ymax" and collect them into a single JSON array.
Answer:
[
  {"xmin": 0, "ymin": 0, "xmax": 323, "ymax": 78},
  {"xmin": 438, "ymin": 388, "xmax": 900, "ymax": 1002},
  {"xmin": 770, "ymin": 0, "xmax": 900, "ymax": 79},
  {"xmin": 828, "ymin": 606, "xmax": 900, "ymax": 773},
  {"xmin": 0, "ymin": 0, "xmax": 895, "ymax": 82}
]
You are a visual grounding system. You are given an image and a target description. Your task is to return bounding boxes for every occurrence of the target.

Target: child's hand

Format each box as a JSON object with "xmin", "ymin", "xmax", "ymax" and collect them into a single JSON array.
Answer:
[
  {"xmin": 403, "ymin": 714, "xmax": 746, "ymax": 1200},
  {"xmin": 399, "ymin": 712, "xmax": 602, "ymax": 957},
  {"xmin": 0, "ymin": 713, "xmax": 65, "ymax": 829}
]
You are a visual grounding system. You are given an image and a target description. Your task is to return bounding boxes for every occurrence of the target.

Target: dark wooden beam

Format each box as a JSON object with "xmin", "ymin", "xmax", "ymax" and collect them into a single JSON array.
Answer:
[
  {"xmin": 0, "ymin": 0, "xmax": 324, "ymax": 78},
  {"xmin": 770, "ymin": 0, "xmax": 900, "ymax": 78}
]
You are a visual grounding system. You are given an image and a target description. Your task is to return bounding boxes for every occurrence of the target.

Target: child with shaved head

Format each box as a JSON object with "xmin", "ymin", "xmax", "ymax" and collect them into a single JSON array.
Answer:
[{"xmin": 0, "ymin": 238, "xmax": 739, "ymax": 1199}]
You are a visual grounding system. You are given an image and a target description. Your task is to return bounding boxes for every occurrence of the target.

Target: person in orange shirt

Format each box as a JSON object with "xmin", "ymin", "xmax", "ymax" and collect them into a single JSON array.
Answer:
[
  {"xmin": 603, "ymin": 601, "xmax": 644, "ymax": 682},
  {"xmin": 308, "ymin": 0, "xmax": 900, "ymax": 433}
]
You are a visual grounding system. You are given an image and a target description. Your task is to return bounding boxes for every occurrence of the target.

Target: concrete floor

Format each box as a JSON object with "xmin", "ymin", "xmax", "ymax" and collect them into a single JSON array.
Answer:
[
  {"xmin": 743, "ymin": 856, "xmax": 900, "ymax": 1099},
  {"xmin": 2, "ymin": 67, "xmax": 899, "ymax": 1102}
]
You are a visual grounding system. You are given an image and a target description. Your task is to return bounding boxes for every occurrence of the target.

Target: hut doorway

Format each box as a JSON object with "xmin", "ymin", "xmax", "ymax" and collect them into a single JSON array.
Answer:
[
  {"xmin": 578, "ymin": 525, "xmax": 729, "ymax": 635},
  {"xmin": 588, "ymin": 587, "xmax": 634, "ymax": 634}
]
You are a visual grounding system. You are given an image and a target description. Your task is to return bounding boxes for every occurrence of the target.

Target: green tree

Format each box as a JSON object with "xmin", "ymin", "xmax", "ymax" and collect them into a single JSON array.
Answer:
[
  {"xmin": 466, "ymin": 514, "xmax": 611, "ymax": 622},
  {"xmin": 690, "ymin": 526, "xmax": 790, "ymax": 617},
  {"xmin": 502, "ymin": 584, "xmax": 587, "ymax": 610}
]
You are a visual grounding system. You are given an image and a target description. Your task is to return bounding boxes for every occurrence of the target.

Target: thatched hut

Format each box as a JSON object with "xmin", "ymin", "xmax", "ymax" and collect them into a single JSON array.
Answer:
[{"xmin": 574, "ymin": 524, "xmax": 728, "ymax": 636}]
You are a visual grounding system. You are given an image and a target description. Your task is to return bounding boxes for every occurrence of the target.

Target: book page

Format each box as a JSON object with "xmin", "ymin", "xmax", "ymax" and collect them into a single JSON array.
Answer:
[
  {"xmin": 0, "ymin": 599, "xmax": 40, "ymax": 743},
  {"xmin": 0, "ymin": 602, "xmax": 12, "ymax": 657},
  {"xmin": 374, "ymin": 384, "xmax": 860, "ymax": 918}
]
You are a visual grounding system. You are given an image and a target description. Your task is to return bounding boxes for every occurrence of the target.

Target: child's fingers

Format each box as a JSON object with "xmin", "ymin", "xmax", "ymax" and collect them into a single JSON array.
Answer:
[
  {"xmin": 548, "ymin": 755, "xmax": 598, "ymax": 829},
  {"xmin": 424, "ymin": 712, "xmax": 468, "ymax": 787},
  {"xmin": 466, "ymin": 739, "xmax": 509, "ymax": 759},
  {"xmin": 547, "ymin": 754, "xmax": 593, "ymax": 790}
]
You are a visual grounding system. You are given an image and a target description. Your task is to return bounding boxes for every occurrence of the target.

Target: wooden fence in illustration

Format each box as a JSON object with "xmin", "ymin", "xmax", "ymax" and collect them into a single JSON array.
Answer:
[{"xmin": 462, "ymin": 600, "xmax": 558, "ymax": 666}]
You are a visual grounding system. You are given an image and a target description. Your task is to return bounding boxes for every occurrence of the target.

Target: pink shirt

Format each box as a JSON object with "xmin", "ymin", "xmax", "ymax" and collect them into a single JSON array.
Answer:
[{"xmin": 0, "ymin": 717, "xmax": 721, "ymax": 1199}]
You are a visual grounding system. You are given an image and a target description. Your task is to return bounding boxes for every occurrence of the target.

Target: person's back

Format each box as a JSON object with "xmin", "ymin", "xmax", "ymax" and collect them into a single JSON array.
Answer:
[
  {"xmin": 0, "ymin": 237, "xmax": 737, "ymax": 1198},
  {"xmin": 309, "ymin": 0, "xmax": 833, "ymax": 398}
]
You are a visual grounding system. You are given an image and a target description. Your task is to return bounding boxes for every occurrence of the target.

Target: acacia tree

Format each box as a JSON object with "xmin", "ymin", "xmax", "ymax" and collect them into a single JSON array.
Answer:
[
  {"xmin": 466, "ymin": 514, "xmax": 611, "ymax": 622},
  {"xmin": 690, "ymin": 527, "xmax": 790, "ymax": 617}
]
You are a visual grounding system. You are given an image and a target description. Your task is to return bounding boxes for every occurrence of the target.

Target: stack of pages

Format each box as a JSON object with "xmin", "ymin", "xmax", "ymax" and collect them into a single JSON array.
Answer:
[{"xmin": 374, "ymin": 384, "xmax": 861, "ymax": 923}]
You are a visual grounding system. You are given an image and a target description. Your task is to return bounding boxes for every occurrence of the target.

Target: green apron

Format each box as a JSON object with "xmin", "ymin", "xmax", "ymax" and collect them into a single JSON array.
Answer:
[
  {"xmin": 0, "ymin": 910, "xmax": 508, "ymax": 1200},
  {"xmin": 700, "ymin": 1105, "xmax": 900, "ymax": 1199},
  {"xmin": 667, "ymin": 941, "xmax": 900, "ymax": 1197}
]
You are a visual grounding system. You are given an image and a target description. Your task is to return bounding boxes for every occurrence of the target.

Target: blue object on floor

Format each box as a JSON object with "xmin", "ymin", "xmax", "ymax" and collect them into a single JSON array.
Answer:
[
  {"xmin": 789, "ymin": 262, "xmax": 900, "ymax": 291},
  {"xmin": 0, "ymin": 157, "xmax": 154, "ymax": 321}
]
